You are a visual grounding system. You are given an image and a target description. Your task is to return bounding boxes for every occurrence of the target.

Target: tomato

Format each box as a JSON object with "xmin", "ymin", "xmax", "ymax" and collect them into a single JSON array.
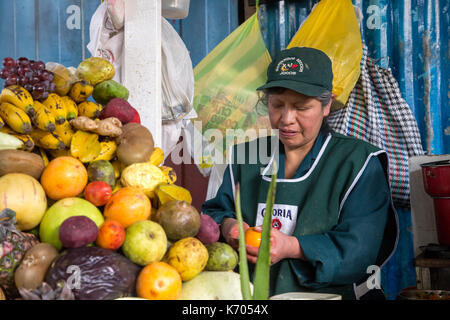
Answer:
[{"xmin": 84, "ymin": 181, "xmax": 113, "ymax": 207}]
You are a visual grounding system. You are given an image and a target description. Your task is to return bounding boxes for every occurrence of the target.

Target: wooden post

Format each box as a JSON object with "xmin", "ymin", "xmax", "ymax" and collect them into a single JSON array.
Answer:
[{"xmin": 123, "ymin": 0, "xmax": 162, "ymax": 147}]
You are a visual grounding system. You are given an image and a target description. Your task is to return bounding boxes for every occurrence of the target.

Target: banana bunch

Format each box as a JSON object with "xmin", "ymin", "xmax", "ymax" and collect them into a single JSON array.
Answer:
[
  {"xmin": 33, "ymin": 101, "xmax": 56, "ymax": 132},
  {"xmin": 43, "ymin": 93, "xmax": 66, "ymax": 124},
  {"xmin": 54, "ymin": 119, "xmax": 75, "ymax": 147},
  {"xmin": 30, "ymin": 128, "xmax": 65, "ymax": 150},
  {"xmin": 0, "ymin": 85, "xmax": 35, "ymax": 118},
  {"xmin": 0, "ymin": 102, "xmax": 33, "ymax": 134},
  {"xmin": 61, "ymin": 95, "xmax": 78, "ymax": 121},
  {"xmin": 0, "ymin": 66, "xmax": 105, "ymax": 158}
]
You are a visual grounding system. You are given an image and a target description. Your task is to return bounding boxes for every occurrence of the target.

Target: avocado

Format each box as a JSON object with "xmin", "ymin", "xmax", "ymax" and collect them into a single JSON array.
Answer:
[{"xmin": 92, "ymin": 79, "xmax": 130, "ymax": 105}]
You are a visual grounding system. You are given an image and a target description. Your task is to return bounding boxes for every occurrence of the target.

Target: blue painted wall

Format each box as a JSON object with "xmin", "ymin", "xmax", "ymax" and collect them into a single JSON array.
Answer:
[
  {"xmin": 0, "ymin": 0, "xmax": 239, "ymax": 77},
  {"xmin": 0, "ymin": 0, "xmax": 99, "ymax": 68}
]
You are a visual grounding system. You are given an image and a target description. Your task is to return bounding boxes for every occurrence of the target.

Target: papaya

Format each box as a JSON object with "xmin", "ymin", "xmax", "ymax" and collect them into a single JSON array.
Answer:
[{"xmin": 93, "ymin": 80, "xmax": 130, "ymax": 105}]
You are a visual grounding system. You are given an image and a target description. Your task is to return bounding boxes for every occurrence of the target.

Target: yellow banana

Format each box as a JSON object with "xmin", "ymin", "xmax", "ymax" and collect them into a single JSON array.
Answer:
[
  {"xmin": 61, "ymin": 96, "xmax": 78, "ymax": 121},
  {"xmin": 78, "ymin": 101, "xmax": 103, "ymax": 119},
  {"xmin": 32, "ymin": 101, "xmax": 57, "ymax": 132},
  {"xmin": 93, "ymin": 140, "xmax": 117, "ymax": 161},
  {"xmin": 0, "ymin": 85, "xmax": 35, "ymax": 118},
  {"xmin": 38, "ymin": 147, "xmax": 49, "ymax": 166},
  {"xmin": 53, "ymin": 120, "xmax": 74, "ymax": 147},
  {"xmin": 0, "ymin": 102, "xmax": 32, "ymax": 134},
  {"xmin": 0, "ymin": 114, "xmax": 4, "ymax": 129},
  {"xmin": 0, "ymin": 126, "xmax": 35, "ymax": 151},
  {"xmin": 42, "ymin": 93, "xmax": 66, "ymax": 124},
  {"xmin": 30, "ymin": 128, "xmax": 65, "ymax": 150},
  {"xmin": 69, "ymin": 80, "xmax": 94, "ymax": 103}
]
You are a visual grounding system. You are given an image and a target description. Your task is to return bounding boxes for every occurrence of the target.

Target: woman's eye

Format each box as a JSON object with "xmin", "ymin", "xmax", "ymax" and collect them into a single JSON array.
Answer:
[{"xmin": 295, "ymin": 105, "xmax": 311, "ymax": 111}]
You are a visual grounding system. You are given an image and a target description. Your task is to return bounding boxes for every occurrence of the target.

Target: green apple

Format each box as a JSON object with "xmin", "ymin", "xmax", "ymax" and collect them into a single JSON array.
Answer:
[{"xmin": 122, "ymin": 220, "xmax": 167, "ymax": 266}]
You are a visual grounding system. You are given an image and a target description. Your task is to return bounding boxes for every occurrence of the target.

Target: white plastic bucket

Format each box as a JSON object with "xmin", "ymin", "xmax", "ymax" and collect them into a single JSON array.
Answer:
[{"xmin": 162, "ymin": 0, "xmax": 190, "ymax": 19}]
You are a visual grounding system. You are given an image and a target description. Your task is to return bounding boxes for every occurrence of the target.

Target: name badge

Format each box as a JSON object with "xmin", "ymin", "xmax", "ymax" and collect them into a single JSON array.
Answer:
[{"xmin": 255, "ymin": 203, "xmax": 298, "ymax": 236}]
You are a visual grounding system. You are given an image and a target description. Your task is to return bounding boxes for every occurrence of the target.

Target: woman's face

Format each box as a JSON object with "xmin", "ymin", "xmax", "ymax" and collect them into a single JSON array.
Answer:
[{"xmin": 268, "ymin": 89, "xmax": 331, "ymax": 152}]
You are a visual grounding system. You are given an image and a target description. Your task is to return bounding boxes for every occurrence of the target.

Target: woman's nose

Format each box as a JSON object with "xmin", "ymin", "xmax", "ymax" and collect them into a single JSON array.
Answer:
[{"xmin": 280, "ymin": 106, "xmax": 296, "ymax": 124}]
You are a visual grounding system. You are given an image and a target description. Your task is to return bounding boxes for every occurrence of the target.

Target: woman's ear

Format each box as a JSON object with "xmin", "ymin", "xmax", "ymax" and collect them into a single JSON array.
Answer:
[{"xmin": 323, "ymin": 97, "xmax": 332, "ymax": 117}]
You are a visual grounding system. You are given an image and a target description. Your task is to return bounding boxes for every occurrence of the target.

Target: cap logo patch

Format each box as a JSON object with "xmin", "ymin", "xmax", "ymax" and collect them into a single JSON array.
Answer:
[{"xmin": 276, "ymin": 57, "xmax": 304, "ymax": 76}]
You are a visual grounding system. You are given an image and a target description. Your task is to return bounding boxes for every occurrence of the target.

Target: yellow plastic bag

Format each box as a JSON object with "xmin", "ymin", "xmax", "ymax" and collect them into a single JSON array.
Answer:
[
  {"xmin": 193, "ymin": 10, "xmax": 272, "ymax": 159},
  {"xmin": 287, "ymin": 0, "xmax": 362, "ymax": 110}
]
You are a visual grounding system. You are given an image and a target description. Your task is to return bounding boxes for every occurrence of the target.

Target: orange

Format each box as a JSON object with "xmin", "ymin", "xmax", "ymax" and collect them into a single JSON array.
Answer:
[
  {"xmin": 245, "ymin": 227, "xmax": 262, "ymax": 248},
  {"xmin": 40, "ymin": 156, "xmax": 88, "ymax": 200},
  {"xmin": 103, "ymin": 187, "xmax": 151, "ymax": 228},
  {"xmin": 136, "ymin": 262, "xmax": 182, "ymax": 300}
]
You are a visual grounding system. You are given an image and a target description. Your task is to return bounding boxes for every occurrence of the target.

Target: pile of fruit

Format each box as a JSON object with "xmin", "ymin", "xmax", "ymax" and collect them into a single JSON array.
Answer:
[{"xmin": 0, "ymin": 57, "xmax": 242, "ymax": 301}]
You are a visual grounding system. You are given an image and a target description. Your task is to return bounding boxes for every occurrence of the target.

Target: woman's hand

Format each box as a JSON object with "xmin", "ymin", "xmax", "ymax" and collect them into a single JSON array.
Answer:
[
  {"xmin": 220, "ymin": 218, "xmax": 249, "ymax": 251},
  {"xmin": 246, "ymin": 226, "xmax": 305, "ymax": 265}
]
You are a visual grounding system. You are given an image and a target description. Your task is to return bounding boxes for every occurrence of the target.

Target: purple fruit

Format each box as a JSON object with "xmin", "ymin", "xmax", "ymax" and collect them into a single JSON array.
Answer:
[
  {"xmin": 0, "ymin": 69, "xmax": 10, "ymax": 79},
  {"xmin": 58, "ymin": 216, "xmax": 99, "ymax": 248},
  {"xmin": 3, "ymin": 57, "xmax": 15, "ymax": 69},
  {"xmin": 195, "ymin": 214, "xmax": 220, "ymax": 245}
]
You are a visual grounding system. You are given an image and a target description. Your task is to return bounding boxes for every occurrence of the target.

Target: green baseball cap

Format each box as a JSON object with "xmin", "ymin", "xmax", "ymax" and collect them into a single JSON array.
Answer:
[{"xmin": 257, "ymin": 47, "xmax": 333, "ymax": 96}]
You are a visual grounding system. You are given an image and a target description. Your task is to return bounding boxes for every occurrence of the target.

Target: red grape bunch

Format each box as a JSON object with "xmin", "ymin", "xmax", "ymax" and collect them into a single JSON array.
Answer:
[{"xmin": 0, "ymin": 57, "xmax": 56, "ymax": 100}]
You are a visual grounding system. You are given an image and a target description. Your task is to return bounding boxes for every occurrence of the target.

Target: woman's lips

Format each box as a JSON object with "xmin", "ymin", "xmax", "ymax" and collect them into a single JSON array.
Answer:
[{"xmin": 279, "ymin": 129, "xmax": 298, "ymax": 138}]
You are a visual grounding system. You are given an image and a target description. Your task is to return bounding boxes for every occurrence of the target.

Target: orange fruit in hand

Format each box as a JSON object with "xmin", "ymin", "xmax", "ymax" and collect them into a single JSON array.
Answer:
[
  {"xmin": 136, "ymin": 262, "xmax": 182, "ymax": 300},
  {"xmin": 103, "ymin": 187, "xmax": 151, "ymax": 228},
  {"xmin": 245, "ymin": 227, "xmax": 262, "ymax": 248},
  {"xmin": 40, "ymin": 156, "xmax": 88, "ymax": 200}
]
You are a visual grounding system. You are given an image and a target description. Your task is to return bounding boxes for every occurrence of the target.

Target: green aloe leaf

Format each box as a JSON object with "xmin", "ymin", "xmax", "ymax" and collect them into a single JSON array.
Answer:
[
  {"xmin": 235, "ymin": 182, "xmax": 252, "ymax": 300},
  {"xmin": 252, "ymin": 162, "xmax": 277, "ymax": 300}
]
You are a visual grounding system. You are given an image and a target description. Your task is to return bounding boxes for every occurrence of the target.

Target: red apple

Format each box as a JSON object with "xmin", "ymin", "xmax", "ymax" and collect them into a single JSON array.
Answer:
[
  {"xmin": 129, "ymin": 107, "xmax": 141, "ymax": 124},
  {"xmin": 84, "ymin": 181, "xmax": 113, "ymax": 206}
]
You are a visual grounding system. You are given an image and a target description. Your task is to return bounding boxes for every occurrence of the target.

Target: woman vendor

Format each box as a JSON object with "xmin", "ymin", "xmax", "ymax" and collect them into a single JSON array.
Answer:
[{"xmin": 202, "ymin": 47, "xmax": 398, "ymax": 300}]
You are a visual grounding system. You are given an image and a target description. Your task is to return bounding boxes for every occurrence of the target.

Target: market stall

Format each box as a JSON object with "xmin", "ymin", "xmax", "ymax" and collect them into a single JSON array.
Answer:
[{"xmin": 0, "ymin": 0, "xmax": 448, "ymax": 303}]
